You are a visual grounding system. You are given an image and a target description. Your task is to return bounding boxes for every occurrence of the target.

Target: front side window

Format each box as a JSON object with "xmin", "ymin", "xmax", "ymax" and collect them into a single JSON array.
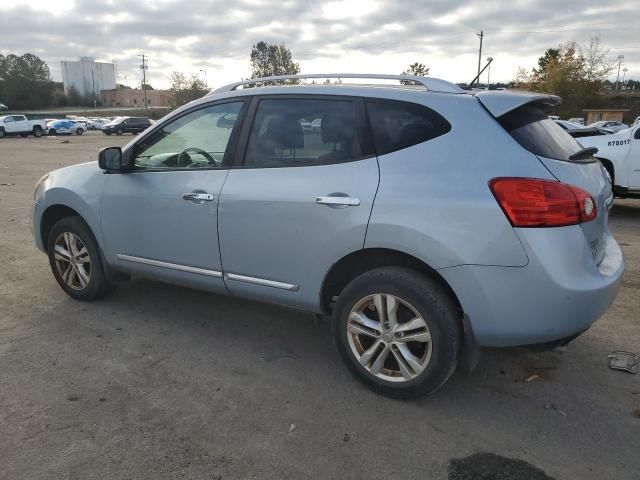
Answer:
[
  {"xmin": 4, "ymin": 117, "xmax": 14, "ymax": 123},
  {"xmin": 244, "ymin": 98, "xmax": 362, "ymax": 167},
  {"xmin": 134, "ymin": 102, "xmax": 244, "ymax": 170},
  {"xmin": 366, "ymin": 100, "xmax": 451, "ymax": 155}
]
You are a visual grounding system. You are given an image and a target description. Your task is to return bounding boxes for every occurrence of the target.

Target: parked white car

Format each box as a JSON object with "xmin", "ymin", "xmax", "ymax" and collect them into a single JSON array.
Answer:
[
  {"xmin": 0, "ymin": 103, "xmax": 8, "ymax": 111},
  {"xmin": 589, "ymin": 121, "xmax": 629, "ymax": 132},
  {"xmin": 568, "ymin": 117, "xmax": 585, "ymax": 125},
  {"xmin": 0, "ymin": 114, "xmax": 46, "ymax": 138},
  {"xmin": 577, "ymin": 124, "xmax": 640, "ymax": 197},
  {"xmin": 86, "ymin": 118, "xmax": 109, "ymax": 130}
]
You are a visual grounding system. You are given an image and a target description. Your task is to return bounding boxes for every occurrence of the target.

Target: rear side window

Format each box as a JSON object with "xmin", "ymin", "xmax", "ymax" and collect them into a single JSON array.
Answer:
[
  {"xmin": 499, "ymin": 104, "xmax": 589, "ymax": 162},
  {"xmin": 244, "ymin": 98, "xmax": 363, "ymax": 167},
  {"xmin": 366, "ymin": 100, "xmax": 451, "ymax": 155}
]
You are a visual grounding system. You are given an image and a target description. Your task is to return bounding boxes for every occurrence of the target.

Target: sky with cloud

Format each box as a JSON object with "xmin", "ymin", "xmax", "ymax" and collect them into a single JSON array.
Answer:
[{"xmin": 2, "ymin": 0, "xmax": 638, "ymax": 90}]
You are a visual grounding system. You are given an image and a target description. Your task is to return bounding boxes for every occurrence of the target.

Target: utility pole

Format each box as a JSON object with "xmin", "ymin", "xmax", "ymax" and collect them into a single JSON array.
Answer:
[
  {"xmin": 138, "ymin": 54, "xmax": 148, "ymax": 110},
  {"xmin": 622, "ymin": 67, "xmax": 628, "ymax": 90},
  {"xmin": 615, "ymin": 54, "xmax": 624, "ymax": 92},
  {"xmin": 477, "ymin": 30, "xmax": 484, "ymax": 79}
]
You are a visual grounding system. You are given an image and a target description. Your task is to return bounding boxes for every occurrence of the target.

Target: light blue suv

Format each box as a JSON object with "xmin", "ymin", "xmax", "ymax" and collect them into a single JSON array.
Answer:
[{"xmin": 32, "ymin": 74, "xmax": 624, "ymax": 398}]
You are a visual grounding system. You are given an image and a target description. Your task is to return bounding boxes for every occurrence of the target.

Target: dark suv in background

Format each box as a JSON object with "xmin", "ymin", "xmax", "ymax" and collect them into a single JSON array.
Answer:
[{"xmin": 102, "ymin": 117, "xmax": 151, "ymax": 135}]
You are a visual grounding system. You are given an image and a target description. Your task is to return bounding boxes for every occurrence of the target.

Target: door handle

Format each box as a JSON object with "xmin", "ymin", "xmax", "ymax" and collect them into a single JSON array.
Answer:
[
  {"xmin": 316, "ymin": 196, "xmax": 361, "ymax": 206},
  {"xmin": 183, "ymin": 192, "xmax": 214, "ymax": 202}
]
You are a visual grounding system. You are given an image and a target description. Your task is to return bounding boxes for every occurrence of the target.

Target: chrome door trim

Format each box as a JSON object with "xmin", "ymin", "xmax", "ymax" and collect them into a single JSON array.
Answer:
[
  {"xmin": 224, "ymin": 272, "xmax": 299, "ymax": 291},
  {"xmin": 316, "ymin": 196, "xmax": 361, "ymax": 206},
  {"xmin": 117, "ymin": 254, "xmax": 223, "ymax": 278}
]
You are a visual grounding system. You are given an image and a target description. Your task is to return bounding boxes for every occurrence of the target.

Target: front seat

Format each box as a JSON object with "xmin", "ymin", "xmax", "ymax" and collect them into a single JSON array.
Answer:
[
  {"xmin": 246, "ymin": 115, "xmax": 304, "ymax": 166},
  {"xmin": 318, "ymin": 112, "xmax": 357, "ymax": 163}
]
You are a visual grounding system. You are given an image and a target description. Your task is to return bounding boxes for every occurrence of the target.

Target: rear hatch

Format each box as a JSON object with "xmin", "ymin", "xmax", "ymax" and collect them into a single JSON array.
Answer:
[{"xmin": 476, "ymin": 91, "xmax": 612, "ymax": 265}]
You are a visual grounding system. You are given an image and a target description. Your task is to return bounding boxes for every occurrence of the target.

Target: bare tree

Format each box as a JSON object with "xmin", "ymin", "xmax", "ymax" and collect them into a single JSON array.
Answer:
[{"xmin": 581, "ymin": 36, "xmax": 614, "ymax": 82}]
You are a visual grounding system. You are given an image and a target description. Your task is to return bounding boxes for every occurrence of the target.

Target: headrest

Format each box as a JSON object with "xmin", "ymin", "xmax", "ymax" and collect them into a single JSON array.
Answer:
[
  {"xmin": 321, "ymin": 113, "xmax": 354, "ymax": 144},
  {"xmin": 265, "ymin": 115, "xmax": 304, "ymax": 149}
]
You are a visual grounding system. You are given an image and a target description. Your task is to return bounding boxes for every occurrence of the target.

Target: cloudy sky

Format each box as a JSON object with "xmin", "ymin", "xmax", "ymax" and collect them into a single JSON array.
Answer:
[{"xmin": 2, "ymin": 0, "xmax": 638, "ymax": 90}]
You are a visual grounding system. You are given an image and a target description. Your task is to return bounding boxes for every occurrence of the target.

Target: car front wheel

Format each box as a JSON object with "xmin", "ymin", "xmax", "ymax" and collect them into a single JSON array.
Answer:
[
  {"xmin": 47, "ymin": 216, "xmax": 113, "ymax": 300},
  {"xmin": 332, "ymin": 267, "xmax": 461, "ymax": 399},
  {"xmin": 76, "ymin": 128, "xmax": 83, "ymax": 135}
]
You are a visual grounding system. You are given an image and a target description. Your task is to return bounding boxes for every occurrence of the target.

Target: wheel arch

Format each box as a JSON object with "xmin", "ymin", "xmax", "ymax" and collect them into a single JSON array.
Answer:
[
  {"xmin": 320, "ymin": 248, "xmax": 463, "ymax": 316},
  {"xmin": 40, "ymin": 205, "xmax": 87, "ymax": 252},
  {"xmin": 596, "ymin": 157, "xmax": 615, "ymax": 185}
]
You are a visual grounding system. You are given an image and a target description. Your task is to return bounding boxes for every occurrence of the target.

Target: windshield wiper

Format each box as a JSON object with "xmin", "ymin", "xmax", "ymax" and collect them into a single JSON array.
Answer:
[{"xmin": 569, "ymin": 146, "xmax": 598, "ymax": 160}]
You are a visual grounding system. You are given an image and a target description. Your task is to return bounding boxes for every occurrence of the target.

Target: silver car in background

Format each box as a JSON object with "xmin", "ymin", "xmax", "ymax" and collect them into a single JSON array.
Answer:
[{"xmin": 31, "ymin": 74, "xmax": 623, "ymax": 398}]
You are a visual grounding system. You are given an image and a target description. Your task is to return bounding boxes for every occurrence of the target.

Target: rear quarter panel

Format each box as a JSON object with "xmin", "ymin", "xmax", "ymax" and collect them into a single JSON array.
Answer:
[{"xmin": 365, "ymin": 93, "xmax": 556, "ymax": 268}]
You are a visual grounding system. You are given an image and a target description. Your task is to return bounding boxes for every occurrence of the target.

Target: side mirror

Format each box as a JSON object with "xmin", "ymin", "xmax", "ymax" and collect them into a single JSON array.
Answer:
[{"xmin": 98, "ymin": 147, "xmax": 124, "ymax": 172}]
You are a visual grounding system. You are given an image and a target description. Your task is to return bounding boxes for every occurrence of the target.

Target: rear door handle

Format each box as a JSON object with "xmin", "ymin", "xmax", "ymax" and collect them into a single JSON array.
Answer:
[
  {"xmin": 316, "ymin": 196, "xmax": 361, "ymax": 206},
  {"xmin": 183, "ymin": 192, "xmax": 214, "ymax": 202}
]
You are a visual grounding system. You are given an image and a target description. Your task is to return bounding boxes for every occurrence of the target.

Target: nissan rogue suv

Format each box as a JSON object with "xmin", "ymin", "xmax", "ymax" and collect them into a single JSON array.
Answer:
[{"xmin": 32, "ymin": 74, "xmax": 623, "ymax": 398}]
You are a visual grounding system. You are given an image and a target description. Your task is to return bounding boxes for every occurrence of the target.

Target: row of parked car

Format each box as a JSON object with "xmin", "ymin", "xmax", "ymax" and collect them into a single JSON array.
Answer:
[{"xmin": 0, "ymin": 114, "xmax": 153, "ymax": 138}]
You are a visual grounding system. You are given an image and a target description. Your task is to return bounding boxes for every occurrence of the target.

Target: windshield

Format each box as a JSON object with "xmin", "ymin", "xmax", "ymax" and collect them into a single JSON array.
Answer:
[
  {"xmin": 499, "ymin": 104, "xmax": 594, "ymax": 163},
  {"xmin": 108, "ymin": 117, "xmax": 126, "ymax": 125}
]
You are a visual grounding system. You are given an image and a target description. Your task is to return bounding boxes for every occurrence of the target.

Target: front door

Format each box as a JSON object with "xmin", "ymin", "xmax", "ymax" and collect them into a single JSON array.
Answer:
[
  {"xmin": 218, "ymin": 96, "xmax": 379, "ymax": 310},
  {"xmin": 100, "ymin": 100, "xmax": 247, "ymax": 292}
]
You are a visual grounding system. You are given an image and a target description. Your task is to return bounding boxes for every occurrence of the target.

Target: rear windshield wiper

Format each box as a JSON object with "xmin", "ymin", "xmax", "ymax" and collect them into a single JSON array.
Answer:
[{"xmin": 569, "ymin": 146, "xmax": 598, "ymax": 160}]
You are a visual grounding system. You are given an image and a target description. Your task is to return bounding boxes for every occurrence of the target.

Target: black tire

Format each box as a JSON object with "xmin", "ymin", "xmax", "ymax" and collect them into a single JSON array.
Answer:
[
  {"xmin": 0, "ymin": 128, "xmax": 5, "ymax": 138},
  {"xmin": 76, "ymin": 128, "xmax": 83, "ymax": 136},
  {"xmin": 33, "ymin": 126, "xmax": 42, "ymax": 137},
  {"xmin": 332, "ymin": 267, "xmax": 461, "ymax": 399},
  {"xmin": 47, "ymin": 216, "xmax": 114, "ymax": 301},
  {"xmin": 105, "ymin": 132, "xmax": 111, "ymax": 136},
  {"xmin": 49, "ymin": 129, "xmax": 56, "ymax": 136},
  {"xmin": 116, "ymin": 128, "xmax": 123, "ymax": 136},
  {"xmin": 20, "ymin": 132, "xmax": 28, "ymax": 138}
]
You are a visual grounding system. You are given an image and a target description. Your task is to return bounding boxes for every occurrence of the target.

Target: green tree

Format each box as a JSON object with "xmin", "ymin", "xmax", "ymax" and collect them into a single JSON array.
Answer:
[
  {"xmin": 518, "ymin": 38, "xmax": 615, "ymax": 118},
  {"xmin": 0, "ymin": 53, "xmax": 54, "ymax": 109},
  {"xmin": 169, "ymin": 71, "xmax": 207, "ymax": 105},
  {"xmin": 400, "ymin": 62, "xmax": 430, "ymax": 85},
  {"xmin": 249, "ymin": 41, "xmax": 300, "ymax": 80},
  {"xmin": 402, "ymin": 62, "xmax": 429, "ymax": 77}
]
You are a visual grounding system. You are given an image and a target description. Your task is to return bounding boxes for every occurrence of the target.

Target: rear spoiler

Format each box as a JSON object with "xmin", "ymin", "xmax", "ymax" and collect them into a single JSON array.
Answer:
[{"xmin": 474, "ymin": 90, "xmax": 561, "ymax": 118}]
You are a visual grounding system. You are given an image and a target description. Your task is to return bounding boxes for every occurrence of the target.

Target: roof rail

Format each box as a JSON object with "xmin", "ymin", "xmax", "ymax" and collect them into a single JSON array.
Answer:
[{"xmin": 209, "ymin": 73, "xmax": 464, "ymax": 95}]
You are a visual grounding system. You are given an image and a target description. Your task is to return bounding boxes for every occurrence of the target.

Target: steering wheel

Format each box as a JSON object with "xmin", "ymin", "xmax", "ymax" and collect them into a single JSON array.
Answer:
[{"xmin": 177, "ymin": 147, "xmax": 215, "ymax": 167}]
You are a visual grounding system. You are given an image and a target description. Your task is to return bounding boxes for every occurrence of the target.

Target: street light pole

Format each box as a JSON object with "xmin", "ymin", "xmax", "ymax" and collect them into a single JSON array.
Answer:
[
  {"xmin": 476, "ymin": 30, "xmax": 484, "ymax": 79},
  {"xmin": 486, "ymin": 57, "xmax": 493, "ymax": 90},
  {"xmin": 200, "ymin": 69, "xmax": 208, "ymax": 89},
  {"xmin": 615, "ymin": 54, "xmax": 624, "ymax": 92}
]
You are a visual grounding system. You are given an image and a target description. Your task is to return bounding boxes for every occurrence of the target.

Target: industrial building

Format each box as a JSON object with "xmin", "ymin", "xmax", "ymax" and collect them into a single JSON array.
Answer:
[
  {"xmin": 61, "ymin": 57, "xmax": 116, "ymax": 97},
  {"xmin": 100, "ymin": 88, "xmax": 175, "ymax": 108}
]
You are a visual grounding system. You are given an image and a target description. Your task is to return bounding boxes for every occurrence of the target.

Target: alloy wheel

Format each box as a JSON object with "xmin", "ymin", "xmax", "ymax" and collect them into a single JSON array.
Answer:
[
  {"xmin": 347, "ymin": 293, "xmax": 433, "ymax": 382},
  {"xmin": 53, "ymin": 232, "xmax": 91, "ymax": 290}
]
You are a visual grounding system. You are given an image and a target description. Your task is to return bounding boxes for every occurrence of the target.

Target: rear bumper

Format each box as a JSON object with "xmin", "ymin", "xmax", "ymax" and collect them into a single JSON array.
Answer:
[{"xmin": 439, "ymin": 227, "xmax": 624, "ymax": 347}]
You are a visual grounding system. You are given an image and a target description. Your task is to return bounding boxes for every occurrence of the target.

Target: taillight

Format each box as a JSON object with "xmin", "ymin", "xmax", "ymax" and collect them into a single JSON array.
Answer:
[{"xmin": 489, "ymin": 178, "xmax": 597, "ymax": 227}]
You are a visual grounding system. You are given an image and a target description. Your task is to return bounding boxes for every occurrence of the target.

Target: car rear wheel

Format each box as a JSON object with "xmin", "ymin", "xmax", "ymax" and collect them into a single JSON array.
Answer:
[
  {"xmin": 0, "ymin": 128, "xmax": 5, "ymax": 138},
  {"xmin": 332, "ymin": 267, "xmax": 461, "ymax": 399},
  {"xmin": 116, "ymin": 128, "xmax": 123, "ymax": 136},
  {"xmin": 33, "ymin": 126, "xmax": 42, "ymax": 137},
  {"xmin": 76, "ymin": 128, "xmax": 84, "ymax": 135},
  {"xmin": 47, "ymin": 216, "xmax": 113, "ymax": 300},
  {"xmin": 49, "ymin": 129, "xmax": 56, "ymax": 136},
  {"xmin": 20, "ymin": 132, "xmax": 28, "ymax": 138}
]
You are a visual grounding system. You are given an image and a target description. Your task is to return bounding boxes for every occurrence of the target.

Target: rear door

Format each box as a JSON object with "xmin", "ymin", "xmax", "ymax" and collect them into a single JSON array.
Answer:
[
  {"xmin": 217, "ymin": 95, "xmax": 378, "ymax": 310},
  {"xmin": 496, "ymin": 100, "xmax": 612, "ymax": 264}
]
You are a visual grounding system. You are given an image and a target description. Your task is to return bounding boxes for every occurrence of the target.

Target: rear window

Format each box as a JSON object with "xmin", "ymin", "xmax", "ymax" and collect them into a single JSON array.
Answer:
[
  {"xmin": 366, "ymin": 100, "xmax": 451, "ymax": 155},
  {"xmin": 499, "ymin": 104, "xmax": 592, "ymax": 162}
]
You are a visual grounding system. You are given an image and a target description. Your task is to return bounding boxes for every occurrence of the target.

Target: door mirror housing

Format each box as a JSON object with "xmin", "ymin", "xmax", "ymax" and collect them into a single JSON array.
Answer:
[{"xmin": 99, "ymin": 147, "xmax": 125, "ymax": 172}]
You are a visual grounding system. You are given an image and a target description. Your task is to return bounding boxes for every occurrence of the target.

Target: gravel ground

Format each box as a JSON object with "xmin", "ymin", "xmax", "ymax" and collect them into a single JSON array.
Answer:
[{"xmin": 1, "ymin": 133, "xmax": 639, "ymax": 480}]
